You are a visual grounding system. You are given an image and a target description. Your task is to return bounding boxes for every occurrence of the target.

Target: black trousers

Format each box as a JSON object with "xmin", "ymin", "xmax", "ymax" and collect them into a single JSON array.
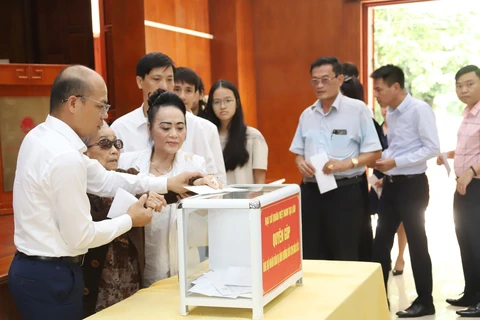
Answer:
[
  {"xmin": 301, "ymin": 180, "xmax": 363, "ymax": 261},
  {"xmin": 453, "ymin": 179, "xmax": 480, "ymax": 300},
  {"xmin": 8, "ymin": 252, "xmax": 84, "ymax": 320},
  {"xmin": 358, "ymin": 172, "xmax": 373, "ymax": 261},
  {"xmin": 372, "ymin": 174, "xmax": 433, "ymax": 304}
]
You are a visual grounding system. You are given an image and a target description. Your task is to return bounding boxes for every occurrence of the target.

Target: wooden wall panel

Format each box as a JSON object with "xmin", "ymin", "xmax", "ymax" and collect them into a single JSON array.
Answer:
[
  {"xmin": 209, "ymin": 0, "xmax": 257, "ymax": 127},
  {"xmin": 235, "ymin": 0, "xmax": 257, "ymax": 127},
  {"xmin": 0, "ymin": 0, "xmax": 30, "ymax": 63},
  {"xmin": 0, "ymin": 0, "xmax": 94, "ymax": 67},
  {"xmin": 144, "ymin": 0, "xmax": 212, "ymax": 92},
  {"xmin": 209, "ymin": 0, "xmax": 239, "ymax": 85},
  {"xmin": 144, "ymin": 0, "xmax": 210, "ymax": 33},
  {"xmin": 341, "ymin": 2, "xmax": 362, "ymax": 72},
  {"xmin": 103, "ymin": 0, "xmax": 146, "ymax": 120}
]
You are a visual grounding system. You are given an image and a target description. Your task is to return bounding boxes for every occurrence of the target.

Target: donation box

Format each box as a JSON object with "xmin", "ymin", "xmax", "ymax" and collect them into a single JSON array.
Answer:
[{"xmin": 176, "ymin": 184, "xmax": 303, "ymax": 319}]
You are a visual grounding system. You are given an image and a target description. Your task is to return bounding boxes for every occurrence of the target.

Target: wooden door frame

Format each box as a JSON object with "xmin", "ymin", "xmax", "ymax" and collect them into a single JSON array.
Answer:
[{"xmin": 360, "ymin": 0, "xmax": 433, "ymax": 108}]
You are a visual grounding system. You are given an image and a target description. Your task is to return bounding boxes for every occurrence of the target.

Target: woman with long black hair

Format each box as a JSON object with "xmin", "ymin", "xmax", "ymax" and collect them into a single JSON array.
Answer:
[{"xmin": 205, "ymin": 80, "xmax": 268, "ymax": 184}]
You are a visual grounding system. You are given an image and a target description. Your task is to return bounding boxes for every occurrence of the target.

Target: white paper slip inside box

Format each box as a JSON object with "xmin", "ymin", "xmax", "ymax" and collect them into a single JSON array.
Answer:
[
  {"xmin": 310, "ymin": 153, "xmax": 337, "ymax": 194},
  {"xmin": 184, "ymin": 186, "xmax": 246, "ymax": 195},
  {"xmin": 188, "ymin": 270, "xmax": 245, "ymax": 299},
  {"xmin": 107, "ymin": 188, "xmax": 138, "ymax": 219},
  {"xmin": 188, "ymin": 281, "xmax": 238, "ymax": 299},
  {"xmin": 224, "ymin": 266, "xmax": 252, "ymax": 287},
  {"xmin": 203, "ymin": 270, "xmax": 235, "ymax": 296},
  {"xmin": 441, "ymin": 152, "xmax": 451, "ymax": 177}
]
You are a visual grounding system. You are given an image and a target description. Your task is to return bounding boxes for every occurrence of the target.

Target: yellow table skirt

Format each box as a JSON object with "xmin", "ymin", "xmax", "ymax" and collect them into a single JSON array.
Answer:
[{"xmin": 86, "ymin": 260, "xmax": 389, "ymax": 320}]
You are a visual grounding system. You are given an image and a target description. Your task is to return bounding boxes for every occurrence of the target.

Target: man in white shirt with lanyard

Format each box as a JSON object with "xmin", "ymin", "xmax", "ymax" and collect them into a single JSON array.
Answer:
[
  {"xmin": 8, "ymin": 65, "xmax": 201, "ymax": 320},
  {"xmin": 111, "ymin": 52, "xmax": 226, "ymax": 184}
]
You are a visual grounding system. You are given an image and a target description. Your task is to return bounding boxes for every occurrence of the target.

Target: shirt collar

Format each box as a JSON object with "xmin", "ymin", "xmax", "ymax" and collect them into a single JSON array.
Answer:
[
  {"xmin": 311, "ymin": 92, "xmax": 343, "ymax": 114},
  {"xmin": 463, "ymin": 101, "xmax": 480, "ymax": 117},
  {"xmin": 135, "ymin": 104, "xmax": 148, "ymax": 128},
  {"xmin": 45, "ymin": 115, "xmax": 87, "ymax": 153},
  {"xmin": 394, "ymin": 93, "xmax": 412, "ymax": 113}
]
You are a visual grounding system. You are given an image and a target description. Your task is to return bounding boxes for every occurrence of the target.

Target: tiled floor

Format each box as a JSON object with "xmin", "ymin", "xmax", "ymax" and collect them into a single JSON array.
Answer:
[{"xmin": 386, "ymin": 114, "xmax": 479, "ymax": 319}]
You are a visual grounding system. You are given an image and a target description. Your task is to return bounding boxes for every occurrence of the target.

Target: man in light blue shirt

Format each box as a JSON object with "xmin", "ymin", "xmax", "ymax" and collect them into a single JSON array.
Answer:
[
  {"xmin": 290, "ymin": 56, "xmax": 382, "ymax": 262},
  {"xmin": 371, "ymin": 64, "xmax": 440, "ymax": 318}
]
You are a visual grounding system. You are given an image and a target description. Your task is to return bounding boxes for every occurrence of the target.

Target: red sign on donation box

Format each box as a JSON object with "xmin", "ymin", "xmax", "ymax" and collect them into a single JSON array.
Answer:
[{"xmin": 261, "ymin": 194, "xmax": 301, "ymax": 295}]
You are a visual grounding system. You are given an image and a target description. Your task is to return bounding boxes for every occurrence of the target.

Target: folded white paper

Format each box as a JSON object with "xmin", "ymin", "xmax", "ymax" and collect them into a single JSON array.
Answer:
[
  {"xmin": 107, "ymin": 188, "xmax": 138, "ymax": 219},
  {"xmin": 188, "ymin": 268, "xmax": 252, "ymax": 299},
  {"xmin": 310, "ymin": 153, "xmax": 337, "ymax": 194},
  {"xmin": 367, "ymin": 174, "xmax": 382, "ymax": 198},
  {"xmin": 224, "ymin": 266, "xmax": 252, "ymax": 287},
  {"xmin": 188, "ymin": 280, "xmax": 238, "ymax": 299},
  {"xmin": 441, "ymin": 152, "xmax": 451, "ymax": 177},
  {"xmin": 204, "ymin": 270, "xmax": 237, "ymax": 296},
  {"xmin": 184, "ymin": 186, "xmax": 246, "ymax": 195}
]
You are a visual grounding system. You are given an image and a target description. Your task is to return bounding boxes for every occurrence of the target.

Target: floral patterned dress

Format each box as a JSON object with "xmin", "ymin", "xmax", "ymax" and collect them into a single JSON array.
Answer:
[{"xmin": 82, "ymin": 168, "xmax": 145, "ymax": 317}]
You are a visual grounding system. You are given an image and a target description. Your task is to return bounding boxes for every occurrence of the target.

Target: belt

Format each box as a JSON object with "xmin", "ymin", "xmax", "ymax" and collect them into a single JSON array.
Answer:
[
  {"xmin": 305, "ymin": 175, "xmax": 364, "ymax": 188},
  {"xmin": 336, "ymin": 175, "xmax": 364, "ymax": 188},
  {"xmin": 17, "ymin": 251, "xmax": 85, "ymax": 266},
  {"xmin": 386, "ymin": 173, "xmax": 425, "ymax": 183}
]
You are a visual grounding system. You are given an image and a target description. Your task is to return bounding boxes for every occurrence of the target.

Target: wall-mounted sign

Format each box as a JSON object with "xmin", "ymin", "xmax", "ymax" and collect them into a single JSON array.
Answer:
[{"xmin": 0, "ymin": 97, "xmax": 49, "ymax": 192}]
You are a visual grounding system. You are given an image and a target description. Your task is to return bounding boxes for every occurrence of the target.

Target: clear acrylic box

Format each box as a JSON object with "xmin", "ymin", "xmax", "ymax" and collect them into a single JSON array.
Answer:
[{"xmin": 176, "ymin": 184, "xmax": 303, "ymax": 320}]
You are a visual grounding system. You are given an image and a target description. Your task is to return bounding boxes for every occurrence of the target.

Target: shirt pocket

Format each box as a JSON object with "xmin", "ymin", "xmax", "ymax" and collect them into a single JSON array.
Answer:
[
  {"xmin": 330, "ymin": 134, "xmax": 352, "ymax": 158},
  {"xmin": 304, "ymin": 130, "xmax": 328, "ymax": 159}
]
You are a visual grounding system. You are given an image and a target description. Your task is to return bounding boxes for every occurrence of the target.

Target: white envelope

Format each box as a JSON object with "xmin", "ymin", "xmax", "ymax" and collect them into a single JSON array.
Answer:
[
  {"xmin": 224, "ymin": 266, "xmax": 252, "ymax": 287},
  {"xmin": 441, "ymin": 152, "xmax": 451, "ymax": 177},
  {"xmin": 310, "ymin": 153, "xmax": 337, "ymax": 194},
  {"xmin": 107, "ymin": 188, "xmax": 138, "ymax": 219},
  {"xmin": 184, "ymin": 186, "xmax": 246, "ymax": 195}
]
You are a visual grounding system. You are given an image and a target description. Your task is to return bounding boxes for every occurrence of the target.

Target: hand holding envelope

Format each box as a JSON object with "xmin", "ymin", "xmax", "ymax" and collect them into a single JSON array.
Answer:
[
  {"xmin": 310, "ymin": 153, "xmax": 337, "ymax": 194},
  {"xmin": 436, "ymin": 152, "xmax": 451, "ymax": 177},
  {"xmin": 322, "ymin": 158, "xmax": 354, "ymax": 174},
  {"xmin": 107, "ymin": 188, "xmax": 168, "ymax": 227}
]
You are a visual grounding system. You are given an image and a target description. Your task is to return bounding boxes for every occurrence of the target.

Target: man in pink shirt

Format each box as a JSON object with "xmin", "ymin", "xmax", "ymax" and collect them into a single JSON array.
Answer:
[{"xmin": 438, "ymin": 65, "xmax": 480, "ymax": 317}]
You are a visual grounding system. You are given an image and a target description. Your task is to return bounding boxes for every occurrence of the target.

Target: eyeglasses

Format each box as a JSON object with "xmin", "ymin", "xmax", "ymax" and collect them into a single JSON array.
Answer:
[
  {"xmin": 62, "ymin": 95, "xmax": 111, "ymax": 114},
  {"xmin": 212, "ymin": 99, "xmax": 235, "ymax": 107},
  {"xmin": 87, "ymin": 138, "xmax": 123, "ymax": 150},
  {"xmin": 310, "ymin": 76, "xmax": 338, "ymax": 86}
]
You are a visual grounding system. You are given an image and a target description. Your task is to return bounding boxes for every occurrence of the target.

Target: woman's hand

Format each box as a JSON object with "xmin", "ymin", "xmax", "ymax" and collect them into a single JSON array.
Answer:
[
  {"xmin": 193, "ymin": 175, "xmax": 223, "ymax": 189},
  {"xmin": 145, "ymin": 191, "xmax": 167, "ymax": 211}
]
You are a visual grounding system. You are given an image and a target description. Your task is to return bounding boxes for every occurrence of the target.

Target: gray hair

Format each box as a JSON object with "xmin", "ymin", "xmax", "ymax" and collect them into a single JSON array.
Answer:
[{"xmin": 82, "ymin": 121, "xmax": 110, "ymax": 146}]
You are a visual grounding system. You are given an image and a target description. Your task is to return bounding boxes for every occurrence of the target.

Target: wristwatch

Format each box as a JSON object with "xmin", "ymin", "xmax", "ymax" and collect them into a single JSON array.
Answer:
[{"xmin": 351, "ymin": 158, "xmax": 359, "ymax": 168}]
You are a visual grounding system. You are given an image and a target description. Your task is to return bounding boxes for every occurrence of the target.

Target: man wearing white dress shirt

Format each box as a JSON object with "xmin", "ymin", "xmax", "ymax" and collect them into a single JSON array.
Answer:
[
  {"xmin": 111, "ymin": 53, "xmax": 226, "ymax": 184},
  {"xmin": 8, "ymin": 65, "xmax": 200, "ymax": 320},
  {"xmin": 371, "ymin": 65, "xmax": 440, "ymax": 318},
  {"xmin": 111, "ymin": 52, "xmax": 175, "ymax": 153}
]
